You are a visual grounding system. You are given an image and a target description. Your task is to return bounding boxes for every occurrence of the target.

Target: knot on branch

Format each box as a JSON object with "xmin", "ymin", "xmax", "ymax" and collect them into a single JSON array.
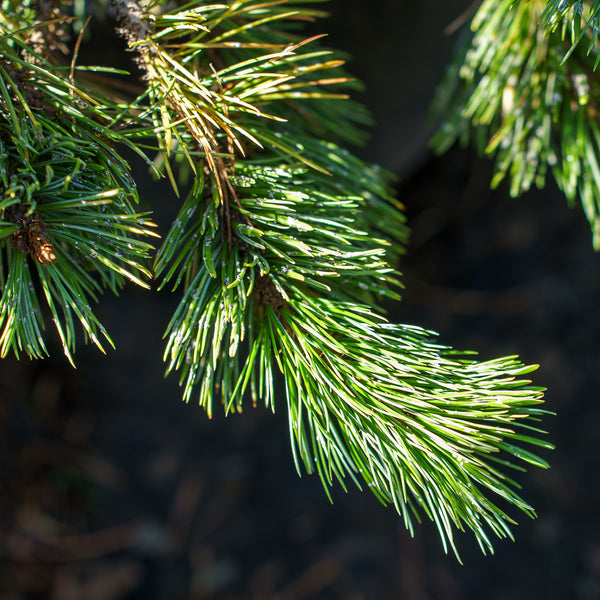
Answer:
[
  {"xmin": 5, "ymin": 205, "xmax": 57, "ymax": 265},
  {"xmin": 253, "ymin": 274, "xmax": 302, "ymax": 347},
  {"xmin": 254, "ymin": 275, "xmax": 287, "ymax": 318}
]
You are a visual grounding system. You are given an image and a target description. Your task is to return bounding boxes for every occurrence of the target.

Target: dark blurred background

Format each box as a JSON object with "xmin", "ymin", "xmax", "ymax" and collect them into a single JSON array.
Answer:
[{"xmin": 1, "ymin": 2, "xmax": 599, "ymax": 599}]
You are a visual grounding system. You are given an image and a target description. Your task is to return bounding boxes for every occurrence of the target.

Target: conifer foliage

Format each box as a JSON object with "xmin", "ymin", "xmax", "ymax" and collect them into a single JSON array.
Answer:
[
  {"xmin": 433, "ymin": 0, "xmax": 600, "ymax": 248},
  {"xmin": 0, "ymin": 0, "xmax": 553, "ymax": 557}
]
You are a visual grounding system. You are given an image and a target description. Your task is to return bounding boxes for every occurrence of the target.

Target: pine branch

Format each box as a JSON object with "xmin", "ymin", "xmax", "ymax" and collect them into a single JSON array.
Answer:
[
  {"xmin": 431, "ymin": 0, "xmax": 600, "ymax": 249},
  {"xmin": 0, "ymin": 0, "xmax": 553, "ymax": 558},
  {"xmin": 0, "ymin": 20, "xmax": 157, "ymax": 362},
  {"xmin": 154, "ymin": 155, "xmax": 550, "ymax": 557},
  {"xmin": 118, "ymin": 0, "xmax": 551, "ymax": 556}
]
